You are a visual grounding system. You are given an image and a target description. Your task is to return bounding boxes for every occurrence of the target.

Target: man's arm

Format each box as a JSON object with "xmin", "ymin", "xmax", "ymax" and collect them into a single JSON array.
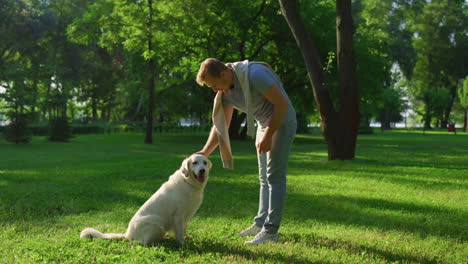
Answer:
[
  {"xmin": 197, "ymin": 105, "xmax": 234, "ymax": 157},
  {"xmin": 257, "ymin": 84, "xmax": 288, "ymax": 154}
]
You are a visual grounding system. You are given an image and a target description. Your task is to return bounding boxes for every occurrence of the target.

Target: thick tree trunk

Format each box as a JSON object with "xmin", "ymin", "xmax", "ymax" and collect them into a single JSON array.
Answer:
[
  {"xmin": 336, "ymin": 0, "xmax": 360, "ymax": 158},
  {"xmin": 279, "ymin": 0, "xmax": 359, "ymax": 160}
]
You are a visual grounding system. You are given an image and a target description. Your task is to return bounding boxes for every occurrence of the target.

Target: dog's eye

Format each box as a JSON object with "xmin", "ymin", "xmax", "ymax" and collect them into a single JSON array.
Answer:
[
  {"xmin": 193, "ymin": 161, "xmax": 198, "ymax": 165},
  {"xmin": 203, "ymin": 161, "xmax": 207, "ymax": 165}
]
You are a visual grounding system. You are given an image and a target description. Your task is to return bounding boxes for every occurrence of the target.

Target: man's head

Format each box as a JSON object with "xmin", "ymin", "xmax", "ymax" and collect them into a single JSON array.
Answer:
[{"xmin": 196, "ymin": 58, "xmax": 233, "ymax": 92}]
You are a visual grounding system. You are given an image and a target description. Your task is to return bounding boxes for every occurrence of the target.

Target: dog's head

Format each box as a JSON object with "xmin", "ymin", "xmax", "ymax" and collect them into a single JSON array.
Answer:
[{"xmin": 181, "ymin": 154, "xmax": 212, "ymax": 184}]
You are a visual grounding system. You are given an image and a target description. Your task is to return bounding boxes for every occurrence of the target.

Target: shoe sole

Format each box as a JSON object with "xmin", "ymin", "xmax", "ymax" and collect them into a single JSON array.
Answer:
[{"xmin": 244, "ymin": 239, "xmax": 278, "ymax": 245}]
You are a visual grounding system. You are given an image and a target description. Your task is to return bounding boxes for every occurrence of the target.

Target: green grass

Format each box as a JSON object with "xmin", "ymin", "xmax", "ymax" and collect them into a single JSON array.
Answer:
[{"xmin": 0, "ymin": 130, "xmax": 467, "ymax": 264}]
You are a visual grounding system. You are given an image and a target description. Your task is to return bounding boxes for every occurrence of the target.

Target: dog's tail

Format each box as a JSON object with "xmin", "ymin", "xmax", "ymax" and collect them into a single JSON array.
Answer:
[{"xmin": 80, "ymin": 227, "xmax": 127, "ymax": 240}]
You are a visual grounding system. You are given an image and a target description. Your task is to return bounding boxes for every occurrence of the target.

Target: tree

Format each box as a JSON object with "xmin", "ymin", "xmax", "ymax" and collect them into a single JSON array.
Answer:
[
  {"xmin": 279, "ymin": 0, "xmax": 359, "ymax": 160},
  {"xmin": 69, "ymin": 0, "xmax": 165, "ymax": 144},
  {"xmin": 386, "ymin": 0, "xmax": 425, "ymax": 80},
  {"xmin": 0, "ymin": 0, "xmax": 40, "ymax": 143},
  {"xmin": 158, "ymin": 0, "xmax": 312, "ymax": 139},
  {"xmin": 409, "ymin": 0, "xmax": 467, "ymax": 129},
  {"xmin": 355, "ymin": 0, "xmax": 409, "ymax": 131},
  {"xmin": 1, "ymin": 81, "xmax": 33, "ymax": 144},
  {"xmin": 376, "ymin": 84, "xmax": 406, "ymax": 130}
]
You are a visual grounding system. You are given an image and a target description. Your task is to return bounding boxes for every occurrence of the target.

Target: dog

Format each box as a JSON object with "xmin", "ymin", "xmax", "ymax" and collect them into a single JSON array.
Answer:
[{"xmin": 80, "ymin": 154, "xmax": 212, "ymax": 246}]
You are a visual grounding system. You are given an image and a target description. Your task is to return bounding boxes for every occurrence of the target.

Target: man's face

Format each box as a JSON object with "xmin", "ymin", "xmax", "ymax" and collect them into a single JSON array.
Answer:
[{"xmin": 204, "ymin": 70, "xmax": 231, "ymax": 93}]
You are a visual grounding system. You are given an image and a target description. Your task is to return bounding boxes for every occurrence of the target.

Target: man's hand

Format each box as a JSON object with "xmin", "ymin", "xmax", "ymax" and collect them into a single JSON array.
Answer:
[
  {"xmin": 194, "ymin": 151, "xmax": 207, "ymax": 157},
  {"xmin": 256, "ymin": 135, "xmax": 272, "ymax": 155},
  {"xmin": 255, "ymin": 83, "xmax": 287, "ymax": 156}
]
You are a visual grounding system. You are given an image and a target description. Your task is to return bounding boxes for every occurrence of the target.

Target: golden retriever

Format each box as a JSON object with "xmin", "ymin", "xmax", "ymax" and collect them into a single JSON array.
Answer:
[{"xmin": 80, "ymin": 154, "xmax": 211, "ymax": 246}]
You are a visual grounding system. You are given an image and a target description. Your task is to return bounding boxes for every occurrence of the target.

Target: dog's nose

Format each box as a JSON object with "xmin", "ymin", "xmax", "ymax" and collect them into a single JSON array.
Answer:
[{"xmin": 199, "ymin": 169, "xmax": 205, "ymax": 175}]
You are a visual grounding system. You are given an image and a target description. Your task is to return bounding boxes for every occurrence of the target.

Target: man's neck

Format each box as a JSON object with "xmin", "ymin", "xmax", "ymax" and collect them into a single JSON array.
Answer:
[{"xmin": 229, "ymin": 68, "xmax": 235, "ymax": 89}]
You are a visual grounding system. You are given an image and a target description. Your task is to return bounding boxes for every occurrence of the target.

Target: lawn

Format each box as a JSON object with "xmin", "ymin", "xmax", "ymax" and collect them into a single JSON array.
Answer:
[{"xmin": 0, "ymin": 130, "xmax": 466, "ymax": 263}]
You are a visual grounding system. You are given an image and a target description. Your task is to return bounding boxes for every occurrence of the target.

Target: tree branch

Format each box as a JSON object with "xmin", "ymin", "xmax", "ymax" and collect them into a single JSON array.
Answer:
[{"xmin": 249, "ymin": 39, "xmax": 270, "ymax": 60}]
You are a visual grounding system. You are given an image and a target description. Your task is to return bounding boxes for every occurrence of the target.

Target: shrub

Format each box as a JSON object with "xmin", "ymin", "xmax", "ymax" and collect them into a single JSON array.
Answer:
[
  {"xmin": 112, "ymin": 124, "xmax": 131, "ymax": 133},
  {"xmin": 71, "ymin": 125, "xmax": 103, "ymax": 134},
  {"xmin": 3, "ymin": 113, "xmax": 31, "ymax": 144},
  {"xmin": 48, "ymin": 117, "xmax": 72, "ymax": 142}
]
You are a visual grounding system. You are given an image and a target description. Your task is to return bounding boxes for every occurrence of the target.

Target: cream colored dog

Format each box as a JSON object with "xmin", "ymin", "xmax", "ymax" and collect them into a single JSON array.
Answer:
[{"xmin": 80, "ymin": 154, "xmax": 211, "ymax": 246}]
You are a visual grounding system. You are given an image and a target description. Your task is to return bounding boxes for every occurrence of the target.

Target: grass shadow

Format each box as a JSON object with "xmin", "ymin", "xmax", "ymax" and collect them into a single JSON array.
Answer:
[
  {"xmin": 283, "ymin": 233, "xmax": 442, "ymax": 264},
  {"xmin": 179, "ymin": 238, "xmax": 323, "ymax": 264},
  {"xmin": 198, "ymin": 180, "xmax": 467, "ymax": 241}
]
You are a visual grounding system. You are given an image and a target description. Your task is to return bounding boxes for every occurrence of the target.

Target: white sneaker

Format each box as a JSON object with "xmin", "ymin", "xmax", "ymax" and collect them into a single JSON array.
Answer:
[
  {"xmin": 244, "ymin": 231, "xmax": 278, "ymax": 245},
  {"xmin": 237, "ymin": 224, "xmax": 262, "ymax": 237}
]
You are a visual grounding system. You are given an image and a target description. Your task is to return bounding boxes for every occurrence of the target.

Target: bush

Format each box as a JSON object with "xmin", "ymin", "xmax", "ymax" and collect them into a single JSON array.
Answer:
[
  {"xmin": 71, "ymin": 125, "xmax": 103, "ymax": 134},
  {"xmin": 3, "ymin": 113, "xmax": 31, "ymax": 144},
  {"xmin": 112, "ymin": 124, "xmax": 131, "ymax": 133},
  {"xmin": 48, "ymin": 117, "xmax": 72, "ymax": 142}
]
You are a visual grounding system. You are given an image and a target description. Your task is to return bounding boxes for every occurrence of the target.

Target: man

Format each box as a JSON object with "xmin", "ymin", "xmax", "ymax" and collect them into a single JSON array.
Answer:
[{"xmin": 195, "ymin": 58, "xmax": 297, "ymax": 244}]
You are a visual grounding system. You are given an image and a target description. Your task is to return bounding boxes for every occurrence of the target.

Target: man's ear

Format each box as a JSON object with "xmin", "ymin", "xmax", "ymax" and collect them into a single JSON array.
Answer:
[{"xmin": 181, "ymin": 157, "xmax": 191, "ymax": 177}]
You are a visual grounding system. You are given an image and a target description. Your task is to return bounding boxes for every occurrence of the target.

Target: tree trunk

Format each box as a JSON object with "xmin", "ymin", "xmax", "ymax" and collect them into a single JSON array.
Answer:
[
  {"xmin": 336, "ymin": 0, "xmax": 360, "ymax": 158},
  {"xmin": 442, "ymin": 84, "xmax": 457, "ymax": 128},
  {"xmin": 423, "ymin": 104, "xmax": 432, "ymax": 130},
  {"xmin": 145, "ymin": 52, "xmax": 155, "ymax": 144},
  {"xmin": 380, "ymin": 110, "xmax": 392, "ymax": 131},
  {"xmin": 131, "ymin": 91, "xmax": 144, "ymax": 121},
  {"xmin": 144, "ymin": 0, "xmax": 155, "ymax": 144},
  {"xmin": 463, "ymin": 109, "xmax": 467, "ymax": 133},
  {"xmin": 31, "ymin": 80, "xmax": 39, "ymax": 122},
  {"xmin": 92, "ymin": 96, "xmax": 98, "ymax": 120},
  {"xmin": 279, "ymin": 0, "xmax": 359, "ymax": 160},
  {"xmin": 60, "ymin": 81, "xmax": 68, "ymax": 119},
  {"xmin": 70, "ymin": 104, "xmax": 75, "ymax": 121}
]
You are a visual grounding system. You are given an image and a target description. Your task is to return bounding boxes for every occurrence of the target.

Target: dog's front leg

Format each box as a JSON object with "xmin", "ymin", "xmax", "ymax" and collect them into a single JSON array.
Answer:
[{"xmin": 174, "ymin": 216, "xmax": 185, "ymax": 246}]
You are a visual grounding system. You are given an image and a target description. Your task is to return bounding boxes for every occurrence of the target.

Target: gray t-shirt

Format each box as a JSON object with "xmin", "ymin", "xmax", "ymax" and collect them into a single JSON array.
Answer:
[{"xmin": 222, "ymin": 63, "xmax": 296, "ymax": 127}]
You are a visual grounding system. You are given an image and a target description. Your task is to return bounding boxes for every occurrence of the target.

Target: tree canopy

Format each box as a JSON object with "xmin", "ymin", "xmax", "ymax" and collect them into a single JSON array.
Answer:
[{"xmin": 1, "ymin": 0, "xmax": 467, "ymax": 146}]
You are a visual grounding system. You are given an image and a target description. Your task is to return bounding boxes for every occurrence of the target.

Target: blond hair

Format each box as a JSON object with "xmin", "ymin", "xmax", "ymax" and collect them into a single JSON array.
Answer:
[{"xmin": 196, "ymin": 58, "xmax": 228, "ymax": 86}]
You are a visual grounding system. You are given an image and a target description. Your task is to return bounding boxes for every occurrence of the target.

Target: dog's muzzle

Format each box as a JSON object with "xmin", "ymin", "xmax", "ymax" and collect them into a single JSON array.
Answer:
[{"xmin": 195, "ymin": 169, "xmax": 206, "ymax": 183}]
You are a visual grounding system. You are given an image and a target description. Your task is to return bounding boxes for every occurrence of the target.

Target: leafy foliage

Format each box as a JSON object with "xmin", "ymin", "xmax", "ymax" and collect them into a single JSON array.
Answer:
[
  {"xmin": 1, "ymin": 0, "xmax": 467, "ymax": 147},
  {"xmin": 459, "ymin": 76, "xmax": 468, "ymax": 109},
  {"xmin": 408, "ymin": 0, "xmax": 467, "ymax": 128}
]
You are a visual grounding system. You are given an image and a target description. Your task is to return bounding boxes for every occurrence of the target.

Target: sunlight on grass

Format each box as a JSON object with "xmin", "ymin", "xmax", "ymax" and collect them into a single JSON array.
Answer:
[{"xmin": 4, "ymin": 170, "xmax": 39, "ymax": 176}]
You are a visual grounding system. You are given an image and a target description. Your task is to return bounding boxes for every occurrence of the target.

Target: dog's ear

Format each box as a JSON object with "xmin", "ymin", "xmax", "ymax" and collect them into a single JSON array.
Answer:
[
  {"xmin": 207, "ymin": 159, "xmax": 212, "ymax": 169},
  {"xmin": 181, "ymin": 157, "xmax": 191, "ymax": 177}
]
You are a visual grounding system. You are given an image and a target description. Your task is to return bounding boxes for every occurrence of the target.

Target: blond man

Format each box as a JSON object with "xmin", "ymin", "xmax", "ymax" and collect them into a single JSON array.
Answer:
[{"xmin": 195, "ymin": 58, "xmax": 296, "ymax": 244}]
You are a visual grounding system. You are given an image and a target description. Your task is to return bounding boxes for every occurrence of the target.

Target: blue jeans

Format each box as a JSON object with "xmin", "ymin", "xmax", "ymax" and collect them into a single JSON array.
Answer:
[{"xmin": 254, "ymin": 119, "xmax": 296, "ymax": 234}]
